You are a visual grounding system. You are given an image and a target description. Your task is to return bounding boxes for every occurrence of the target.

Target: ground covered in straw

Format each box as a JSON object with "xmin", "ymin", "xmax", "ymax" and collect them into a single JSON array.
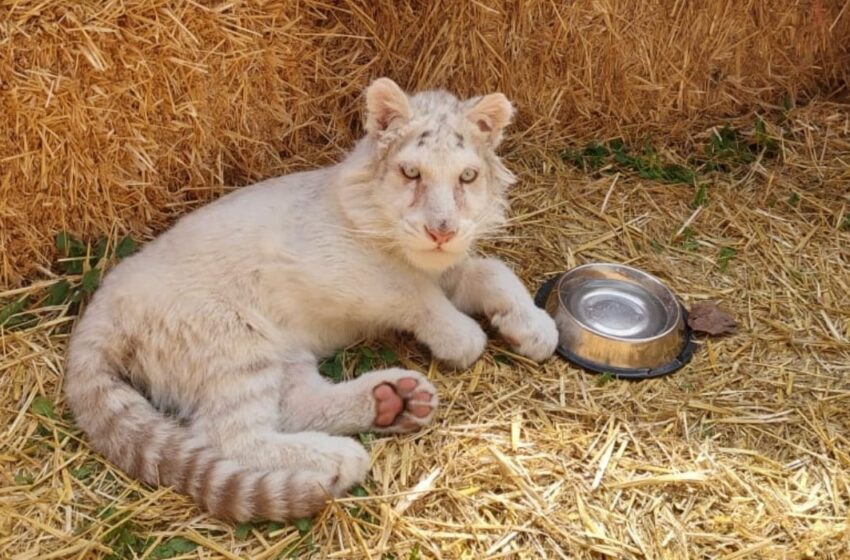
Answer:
[{"xmin": 2, "ymin": 102, "xmax": 848, "ymax": 559}]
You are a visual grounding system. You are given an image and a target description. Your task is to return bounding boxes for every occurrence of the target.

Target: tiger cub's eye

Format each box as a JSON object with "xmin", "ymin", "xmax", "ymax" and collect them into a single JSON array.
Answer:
[
  {"xmin": 459, "ymin": 168, "xmax": 478, "ymax": 183},
  {"xmin": 401, "ymin": 164, "xmax": 420, "ymax": 180}
]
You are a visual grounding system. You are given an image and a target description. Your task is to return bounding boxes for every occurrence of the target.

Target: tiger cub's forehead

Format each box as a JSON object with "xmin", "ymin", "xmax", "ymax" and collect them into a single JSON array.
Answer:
[
  {"xmin": 396, "ymin": 122, "xmax": 477, "ymax": 173},
  {"xmin": 412, "ymin": 123, "xmax": 467, "ymax": 152},
  {"xmin": 406, "ymin": 90, "xmax": 474, "ymax": 153}
]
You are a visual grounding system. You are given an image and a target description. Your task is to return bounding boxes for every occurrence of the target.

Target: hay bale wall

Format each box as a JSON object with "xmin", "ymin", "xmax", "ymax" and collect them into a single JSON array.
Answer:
[{"xmin": 1, "ymin": 0, "xmax": 848, "ymax": 286}]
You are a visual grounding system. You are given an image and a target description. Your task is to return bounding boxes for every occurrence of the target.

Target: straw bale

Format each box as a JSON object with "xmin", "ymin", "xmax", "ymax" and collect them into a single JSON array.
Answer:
[{"xmin": 1, "ymin": 0, "xmax": 849, "ymax": 285}]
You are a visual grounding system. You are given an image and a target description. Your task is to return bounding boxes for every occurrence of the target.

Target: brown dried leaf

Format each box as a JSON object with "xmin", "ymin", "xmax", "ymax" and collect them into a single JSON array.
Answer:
[{"xmin": 687, "ymin": 301, "xmax": 737, "ymax": 335}]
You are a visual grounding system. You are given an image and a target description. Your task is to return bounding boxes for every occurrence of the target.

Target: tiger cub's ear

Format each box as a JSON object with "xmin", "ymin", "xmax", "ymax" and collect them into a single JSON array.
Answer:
[
  {"xmin": 364, "ymin": 78, "xmax": 412, "ymax": 136},
  {"xmin": 466, "ymin": 93, "xmax": 514, "ymax": 147}
]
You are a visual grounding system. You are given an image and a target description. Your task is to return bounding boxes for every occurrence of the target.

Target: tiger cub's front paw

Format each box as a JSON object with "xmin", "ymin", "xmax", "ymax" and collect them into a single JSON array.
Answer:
[
  {"xmin": 427, "ymin": 313, "xmax": 488, "ymax": 369},
  {"xmin": 492, "ymin": 305, "xmax": 559, "ymax": 363}
]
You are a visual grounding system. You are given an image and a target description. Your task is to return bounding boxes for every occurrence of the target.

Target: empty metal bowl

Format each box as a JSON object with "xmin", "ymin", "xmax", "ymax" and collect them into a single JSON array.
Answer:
[{"xmin": 535, "ymin": 263, "xmax": 695, "ymax": 379}]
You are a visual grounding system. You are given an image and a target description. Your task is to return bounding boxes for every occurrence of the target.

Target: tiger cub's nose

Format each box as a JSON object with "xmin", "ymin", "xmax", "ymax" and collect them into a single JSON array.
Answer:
[{"xmin": 425, "ymin": 224, "xmax": 456, "ymax": 245}]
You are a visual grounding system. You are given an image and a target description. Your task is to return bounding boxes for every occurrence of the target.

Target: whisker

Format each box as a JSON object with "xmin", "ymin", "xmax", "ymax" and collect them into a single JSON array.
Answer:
[{"xmin": 313, "ymin": 220, "xmax": 396, "ymax": 240}]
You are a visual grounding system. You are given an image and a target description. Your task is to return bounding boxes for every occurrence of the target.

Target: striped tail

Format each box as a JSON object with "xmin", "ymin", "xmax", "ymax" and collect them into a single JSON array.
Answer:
[{"xmin": 64, "ymin": 344, "xmax": 338, "ymax": 521}]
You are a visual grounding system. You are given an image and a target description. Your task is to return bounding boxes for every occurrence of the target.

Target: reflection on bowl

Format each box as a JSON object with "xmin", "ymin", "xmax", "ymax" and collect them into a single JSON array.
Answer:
[{"xmin": 538, "ymin": 263, "xmax": 695, "ymax": 378}]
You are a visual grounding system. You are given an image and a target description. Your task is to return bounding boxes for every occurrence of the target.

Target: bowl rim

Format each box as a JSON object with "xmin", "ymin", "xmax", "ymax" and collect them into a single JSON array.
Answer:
[
  {"xmin": 534, "ymin": 270, "xmax": 697, "ymax": 379},
  {"xmin": 553, "ymin": 262, "xmax": 683, "ymax": 343}
]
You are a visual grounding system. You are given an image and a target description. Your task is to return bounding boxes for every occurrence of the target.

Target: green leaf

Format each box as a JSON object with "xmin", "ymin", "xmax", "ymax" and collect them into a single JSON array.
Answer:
[
  {"xmin": 691, "ymin": 183, "xmax": 709, "ymax": 208},
  {"xmin": 682, "ymin": 240, "xmax": 700, "ymax": 252},
  {"xmin": 55, "ymin": 231, "xmax": 70, "ymax": 254},
  {"xmin": 755, "ymin": 117, "xmax": 767, "ymax": 136},
  {"xmin": 0, "ymin": 297, "xmax": 29, "ymax": 327},
  {"xmin": 680, "ymin": 227, "xmax": 699, "ymax": 252},
  {"xmin": 319, "ymin": 352, "xmax": 345, "ymax": 382},
  {"xmin": 115, "ymin": 235, "xmax": 136, "ymax": 259},
  {"xmin": 97, "ymin": 506, "xmax": 118, "ymax": 520},
  {"xmin": 562, "ymin": 142, "xmax": 615, "ymax": 171},
  {"xmin": 280, "ymin": 537, "xmax": 318, "ymax": 559},
  {"xmin": 612, "ymin": 147, "xmax": 634, "ymax": 167},
  {"xmin": 581, "ymin": 142, "xmax": 611, "ymax": 169},
  {"xmin": 14, "ymin": 470, "xmax": 34, "ymax": 485},
  {"xmin": 266, "ymin": 521, "xmax": 284, "ymax": 535},
  {"xmin": 493, "ymin": 353, "xmax": 511, "ymax": 364},
  {"xmin": 293, "ymin": 517, "xmax": 313, "ymax": 536},
  {"xmin": 753, "ymin": 118, "xmax": 779, "ymax": 155},
  {"xmin": 62, "ymin": 258, "xmax": 84, "ymax": 275},
  {"xmin": 235, "ymin": 522, "xmax": 253, "ymax": 540},
  {"xmin": 167, "ymin": 537, "xmax": 197, "ymax": 554},
  {"xmin": 379, "ymin": 346, "xmax": 398, "ymax": 364},
  {"xmin": 706, "ymin": 125, "xmax": 756, "ymax": 166},
  {"xmin": 45, "ymin": 280, "xmax": 70, "ymax": 306},
  {"xmin": 70, "ymin": 241, "xmax": 86, "ymax": 258},
  {"xmin": 148, "ymin": 544, "xmax": 172, "ymax": 560},
  {"xmin": 788, "ymin": 192, "xmax": 800, "ymax": 206},
  {"xmin": 607, "ymin": 138, "xmax": 625, "ymax": 151},
  {"xmin": 31, "ymin": 396, "xmax": 55, "ymax": 419},
  {"xmin": 81, "ymin": 269, "xmax": 100, "ymax": 294},
  {"xmin": 55, "ymin": 232, "xmax": 79, "ymax": 256},
  {"xmin": 409, "ymin": 543, "xmax": 421, "ymax": 560},
  {"xmin": 659, "ymin": 163, "xmax": 695, "ymax": 185},
  {"xmin": 149, "ymin": 537, "xmax": 197, "ymax": 559},
  {"xmin": 842, "ymin": 214, "xmax": 850, "ymax": 231},
  {"xmin": 717, "ymin": 246, "xmax": 737, "ymax": 272},
  {"xmin": 708, "ymin": 126, "xmax": 737, "ymax": 155},
  {"xmin": 583, "ymin": 143, "xmax": 610, "ymax": 158},
  {"xmin": 55, "ymin": 232, "xmax": 87, "ymax": 274},
  {"xmin": 355, "ymin": 348, "xmax": 375, "ymax": 375},
  {"xmin": 104, "ymin": 522, "xmax": 151, "ymax": 560},
  {"xmin": 5, "ymin": 313, "xmax": 37, "ymax": 330},
  {"xmin": 55, "ymin": 232, "xmax": 86, "ymax": 257},
  {"xmin": 71, "ymin": 464, "xmax": 94, "ymax": 480},
  {"xmin": 782, "ymin": 94, "xmax": 794, "ymax": 112},
  {"xmin": 560, "ymin": 148, "xmax": 583, "ymax": 167},
  {"xmin": 650, "ymin": 239, "xmax": 664, "ymax": 253},
  {"xmin": 91, "ymin": 238, "xmax": 108, "ymax": 267},
  {"xmin": 596, "ymin": 372, "xmax": 615, "ymax": 387},
  {"xmin": 350, "ymin": 485, "xmax": 368, "ymax": 498},
  {"xmin": 357, "ymin": 432, "xmax": 374, "ymax": 445}
]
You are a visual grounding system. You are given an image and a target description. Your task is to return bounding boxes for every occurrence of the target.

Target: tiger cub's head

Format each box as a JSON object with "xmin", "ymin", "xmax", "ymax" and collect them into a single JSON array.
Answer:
[{"xmin": 340, "ymin": 77, "xmax": 517, "ymax": 273}]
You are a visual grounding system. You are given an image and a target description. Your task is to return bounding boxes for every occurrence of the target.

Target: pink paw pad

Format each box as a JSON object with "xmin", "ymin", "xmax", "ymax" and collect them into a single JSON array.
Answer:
[
  {"xmin": 373, "ymin": 384, "xmax": 404, "ymax": 427},
  {"xmin": 372, "ymin": 377, "xmax": 434, "ymax": 430}
]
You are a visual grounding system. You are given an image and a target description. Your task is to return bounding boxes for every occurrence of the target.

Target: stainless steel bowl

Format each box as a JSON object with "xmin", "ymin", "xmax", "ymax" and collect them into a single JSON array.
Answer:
[{"xmin": 536, "ymin": 263, "xmax": 695, "ymax": 379}]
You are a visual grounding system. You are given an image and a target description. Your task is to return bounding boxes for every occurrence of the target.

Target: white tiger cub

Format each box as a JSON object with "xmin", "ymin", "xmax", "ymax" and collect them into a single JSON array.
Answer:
[{"xmin": 64, "ymin": 78, "xmax": 559, "ymax": 522}]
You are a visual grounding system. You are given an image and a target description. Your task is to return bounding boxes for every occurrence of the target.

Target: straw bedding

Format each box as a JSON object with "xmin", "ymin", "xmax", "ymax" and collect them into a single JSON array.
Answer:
[{"xmin": 2, "ymin": 1, "xmax": 850, "ymax": 559}]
